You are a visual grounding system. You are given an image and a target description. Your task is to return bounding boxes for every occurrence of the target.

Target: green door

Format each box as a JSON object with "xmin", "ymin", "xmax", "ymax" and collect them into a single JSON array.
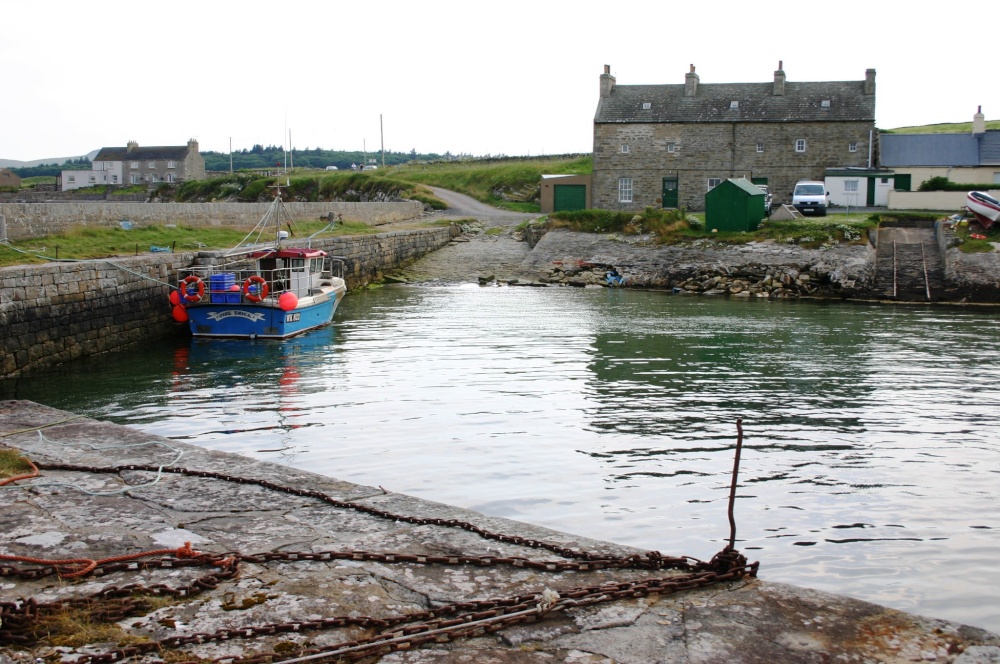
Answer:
[
  {"xmin": 894, "ymin": 174, "xmax": 912, "ymax": 191},
  {"xmin": 867, "ymin": 177, "xmax": 876, "ymax": 206},
  {"xmin": 554, "ymin": 184, "xmax": 586, "ymax": 211},
  {"xmin": 662, "ymin": 177, "xmax": 679, "ymax": 208}
]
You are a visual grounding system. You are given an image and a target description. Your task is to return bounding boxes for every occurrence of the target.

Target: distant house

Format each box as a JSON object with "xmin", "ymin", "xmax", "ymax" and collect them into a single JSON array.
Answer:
[
  {"xmin": 879, "ymin": 107, "xmax": 1000, "ymax": 190},
  {"xmin": 60, "ymin": 139, "xmax": 206, "ymax": 191},
  {"xmin": 592, "ymin": 62, "xmax": 877, "ymax": 211},
  {"xmin": 0, "ymin": 168, "xmax": 21, "ymax": 189}
]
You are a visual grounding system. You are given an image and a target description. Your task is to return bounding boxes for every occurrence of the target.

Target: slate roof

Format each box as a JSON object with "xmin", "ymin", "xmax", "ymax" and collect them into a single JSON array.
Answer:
[
  {"xmin": 93, "ymin": 145, "xmax": 192, "ymax": 161},
  {"xmin": 595, "ymin": 81, "xmax": 875, "ymax": 124},
  {"xmin": 879, "ymin": 132, "xmax": 1000, "ymax": 167}
]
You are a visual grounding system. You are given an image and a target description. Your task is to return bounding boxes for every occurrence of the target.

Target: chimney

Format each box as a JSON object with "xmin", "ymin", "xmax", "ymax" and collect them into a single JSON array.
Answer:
[
  {"xmin": 685, "ymin": 64, "xmax": 699, "ymax": 97},
  {"xmin": 600, "ymin": 64, "xmax": 616, "ymax": 98},
  {"xmin": 973, "ymin": 106, "xmax": 986, "ymax": 135},
  {"xmin": 864, "ymin": 68, "xmax": 876, "ymax": 95},
  {"xmin": 126, "ymin": 140, "xmax": 138, "ymax": 152},
  {"xmin": 773, "ymin": 60, "xmax": 785, "ymax": 96},
  {"xmin": 188, "ymin": 138, "xmax": 200, "ymax": 150}
]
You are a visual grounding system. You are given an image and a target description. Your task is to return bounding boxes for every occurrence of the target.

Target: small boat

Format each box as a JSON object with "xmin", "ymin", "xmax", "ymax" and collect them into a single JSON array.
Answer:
[
  {"xmin": 965, "ymin": 191, "xmax": 1000, "ymax": 231},
  {"xmin": 172, "ymin": 194, "xmax": 347, "ymax": 339}
]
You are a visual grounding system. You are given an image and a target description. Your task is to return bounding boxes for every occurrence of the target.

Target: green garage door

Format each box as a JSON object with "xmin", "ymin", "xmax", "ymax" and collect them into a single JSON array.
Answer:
[{"xmin": 554, "ymin": 184, "xmax": 587, "ymax": 211}]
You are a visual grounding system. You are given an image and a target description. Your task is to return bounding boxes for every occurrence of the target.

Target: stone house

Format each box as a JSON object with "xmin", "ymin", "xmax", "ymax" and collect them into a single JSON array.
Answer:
[
  {"xmin": 61, "ymin": 139, "xmax": 206, "ymax": 191},
  {"xmin": 0, "ymin": 168, "xmax": 21, "ymax": 189},
  {"xmin": 879, "ymin": 107, "xmax": 1000, "ymax": 190},
  {"xmin": 592, "ymin": 63, "xmax": 876, "ymax": 211}
]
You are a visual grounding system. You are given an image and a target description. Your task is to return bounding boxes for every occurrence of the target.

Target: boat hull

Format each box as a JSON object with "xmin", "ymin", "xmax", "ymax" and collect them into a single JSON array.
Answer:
[
  {"xmin": 966, "ymin": 191, "xmax": 1000, "ymax": 231},
  {"xmin": 186, "ymin": 287, "xmax": 345, "ymax": 339}
]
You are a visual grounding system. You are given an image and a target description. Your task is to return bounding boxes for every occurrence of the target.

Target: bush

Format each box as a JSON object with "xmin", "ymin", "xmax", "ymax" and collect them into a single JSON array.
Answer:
[{"xmin": 919, "ymin": 176, "xmax": 999, "ymax": 192}]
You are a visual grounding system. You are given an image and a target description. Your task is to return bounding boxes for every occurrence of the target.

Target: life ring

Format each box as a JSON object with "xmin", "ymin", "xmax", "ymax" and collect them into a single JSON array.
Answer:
[
  {"xmin": 969, "ymin": 233, "xmax": 987, "ymax": 240},
  {"xmin": 180, "ymin": 275, "xmax": 205, "ymax": 303},
  {"xmin": 243, "ymin": 275, "xmax": 270, "ymax": 302}
]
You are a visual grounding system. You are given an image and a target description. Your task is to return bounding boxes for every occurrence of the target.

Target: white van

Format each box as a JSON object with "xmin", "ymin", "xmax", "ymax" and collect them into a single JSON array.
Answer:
[{"xmin": 792, "ymin": 181, "xmax": 830, "ymax": 216}]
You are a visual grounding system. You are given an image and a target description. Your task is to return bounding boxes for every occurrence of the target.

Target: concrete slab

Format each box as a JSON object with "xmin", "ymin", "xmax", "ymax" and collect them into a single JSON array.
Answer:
[{"xmin": 2, "ymin": 400, "xmax": 998, "ymax": 663}]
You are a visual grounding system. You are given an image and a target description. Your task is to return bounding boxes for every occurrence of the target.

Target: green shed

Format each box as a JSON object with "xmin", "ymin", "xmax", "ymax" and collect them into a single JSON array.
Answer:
[{"xmin": 704, "ymin": 178, "xmax": 766, "ymax": 232}]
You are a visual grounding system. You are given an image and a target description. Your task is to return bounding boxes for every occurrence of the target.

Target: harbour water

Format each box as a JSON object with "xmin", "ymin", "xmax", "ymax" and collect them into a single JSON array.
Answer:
[{"xmin": 4, "ymin": 286, "xmax": 999, "ymax": 632}]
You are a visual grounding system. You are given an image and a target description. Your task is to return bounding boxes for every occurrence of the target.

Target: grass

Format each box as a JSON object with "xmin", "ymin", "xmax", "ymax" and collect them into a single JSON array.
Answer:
[
  {"xmin": 0, "ymin": 448, "xmax": 33, "ymax": 478},
  {"xmin": 384, "ymin": 155, "xmax": 592, "ymax": 212},
  {"xmin": 0, "ymin": 218, "xmax": 402, "ymax": 268},
  {"xmin": 544, "ymin": 207, "xmax": 879, "ymax": 248}
]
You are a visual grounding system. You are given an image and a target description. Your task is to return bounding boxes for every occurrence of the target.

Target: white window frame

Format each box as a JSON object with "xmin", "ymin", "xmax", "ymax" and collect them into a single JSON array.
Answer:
[
  {"xmin": 642, "ymin": 102, "xmax": 651, "ymax": 110},
  {"xmin": 166, "ymin": 173, "xmax": 175, "ymax": 183},
  {"xmin": 667, "ymin": 142, "xmax": 676, "ymax": 153},
  {"xmin": 148, "ymin": 161, "xmax": 156, "ymax": 168},
  {"xmin": 67, "ymin": 175, "xmax": 76, "ymax": 183},
  {"xmin": 167, "ymin": 160, "xmax": 177, "ymax": 168},
  {"xmin": 618, "ymin": 177, "xmax": 633, "ymax": 204},
  {"xmin": 130, "ymin": 161, "xmax": 139, "ymax": 169},
  {"xmin": 756, "ymin": 143, "xmax": 764, "ymax": 153},
  {"xmin": 795, "ymin": 139, "xmax": 807, "ymax": 153},
  {"xmin": 88, "ymin": 175, "xmax": 96, "ymax": 183},
  {"xmin": 844, "ymin": 179, "xmax": 859, "ymax": 193},
  {"xmin": 621, "ymin": 144, "xmax": 629, "ymax": 154},
  {"xmin": 707, "ymin": 177, "xmax": 722, "ymax": 191},
  {"xmin": 111, "ymin": 175, "xmax": 119, "ymax": 183},
  {"xmin": 849, "ymin": 142, "xmax": 858, "ymax": 152},
  {"xmin": 131, "ymin": 174, "xmax": 141, "ymax": 184}
]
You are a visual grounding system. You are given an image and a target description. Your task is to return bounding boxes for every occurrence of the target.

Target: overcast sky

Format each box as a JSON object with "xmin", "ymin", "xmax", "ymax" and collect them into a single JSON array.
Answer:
[{"xmin": 4, "ymin": 0, "xmax": 997, "ymax": 162}]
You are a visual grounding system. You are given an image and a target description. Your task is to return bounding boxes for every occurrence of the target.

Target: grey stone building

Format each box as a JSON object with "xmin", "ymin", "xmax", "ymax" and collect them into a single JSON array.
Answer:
[
  {"xmin": 63, "ymin": 139, "xmax": 206, "ymax": 191},
  {"xmin": 593, "ymin": 63, "xmax": 876, "ymax": 211}
]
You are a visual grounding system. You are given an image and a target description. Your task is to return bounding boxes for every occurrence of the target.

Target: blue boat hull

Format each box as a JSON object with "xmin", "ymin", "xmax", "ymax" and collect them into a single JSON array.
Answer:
[{"xmin": 186, "ymin": 293, "xmax": 342, "ymax": 339}]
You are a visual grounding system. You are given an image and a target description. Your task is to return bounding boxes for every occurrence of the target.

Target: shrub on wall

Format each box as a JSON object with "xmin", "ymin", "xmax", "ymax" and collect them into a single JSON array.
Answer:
[{"xmin": 919, "ymin": 176, "xmax": 999, "ymax": 192}]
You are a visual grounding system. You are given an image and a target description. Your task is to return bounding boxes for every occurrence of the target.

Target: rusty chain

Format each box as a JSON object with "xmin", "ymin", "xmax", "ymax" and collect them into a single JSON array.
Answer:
[{"xmin": 2, "ymin": 426, "xmax": 758, "ymax": 663}]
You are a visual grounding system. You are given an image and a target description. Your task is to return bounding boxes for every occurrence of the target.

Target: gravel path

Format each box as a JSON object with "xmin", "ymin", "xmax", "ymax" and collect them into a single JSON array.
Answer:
[{"xmin": 388, "ymin": 188, "xmax": 541, "ymax": 284}]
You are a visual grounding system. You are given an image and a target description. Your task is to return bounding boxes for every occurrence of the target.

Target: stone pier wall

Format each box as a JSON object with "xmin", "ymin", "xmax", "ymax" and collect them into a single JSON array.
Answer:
[
  {"xmin": 0, "ymin": 226, "xmax": 455, "ymax": 378},
  {"xmin": 0, "ymin": 201, "xmax": 424, "ymax": 240}
]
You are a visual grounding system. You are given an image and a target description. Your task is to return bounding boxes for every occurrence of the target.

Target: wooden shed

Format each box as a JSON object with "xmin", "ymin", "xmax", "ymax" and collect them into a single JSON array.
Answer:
[{"xmin": 705, "ymin": 178, "xmax": 766, "ymax": 232}]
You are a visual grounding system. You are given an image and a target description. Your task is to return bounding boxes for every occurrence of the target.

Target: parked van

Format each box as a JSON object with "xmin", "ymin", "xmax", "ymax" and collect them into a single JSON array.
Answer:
[{"xmin": 791, "ymin": 181, "xmax": 830, "ymax": 216}]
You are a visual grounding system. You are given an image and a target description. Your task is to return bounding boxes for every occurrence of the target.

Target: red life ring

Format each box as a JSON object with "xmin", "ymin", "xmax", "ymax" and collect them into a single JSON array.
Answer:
[
  {"xmin": 180, "ymin": 275, "xmax": 205, "ymax": 303},
  {"xmin": 969, "ymin": 233, "xmax": 987, "ymax": 240},
  {"xmin": 243, "ymin": 275, "xmax": 270, "ymax": 302}
]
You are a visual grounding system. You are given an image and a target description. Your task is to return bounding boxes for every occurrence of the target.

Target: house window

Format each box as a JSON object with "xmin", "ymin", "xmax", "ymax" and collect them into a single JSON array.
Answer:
[
  {"xmin": 167, "ymin": 160, "xmax": 177, "ymax": 168},
  {"xmin": 166, "ymin": 173, "xmax": 175, "ymax": 183},
  {"xmin": 880, "ymin": 177, "xmax": 890, "ymax": 184},
  {"xmin": 130, "ymin": 161, "xmax": 139, "ymax": 169},
  {"xmin": 849, "ymin": 142, "xmax": 858, "ymax": 152},
  {"xmin": 642, "ymin": 102, "xmax": 651, "ymax": 110},
  {"xmin": 821, "ymin": 100, "xmax": 831, "ymax": 108},
  {"xmin": 756, "ymin": 143, "xmax": 764, "ymax": 153},
  {"xmin": 111, "ymin": 175, "xmax": 118, "ymax": 183},
  {"xmin": 621, "ymin": 144, "xmax": 629, "ymax": 154},
  {"xmin": 148, "ymin": 161, "xmax": 156, "ymax": 168},
  {"xmin": 795, "ymin": 139, "xmax": 807, "ymax": 152},
  {"xmin": 730, "ymin": 101, "xmax": 739, "ymax": 109},
  {"xmin": 667, "ymin": 143, "xmax": 676, "ymax": 153},
  {"xmin": 67, "ymin": 175, "xmax": 75, "ymax": 183},
  {"xmin": 88, "ymin": 175, "xmax": 96, "ymax": 183},
  {"xmin": 844, "ymin": 179, "xmax": 859, "ymax": 192},
  {"xmin": 131, "ymin": 174, "xmax": 140, "ymax": 184},
  {"xmin": 618, "ymin": 177, "xmax": 633, "ymax": 203},
  {"xmin": 707, "ymin": 178, "xmax": 722, "ymax": 191}
]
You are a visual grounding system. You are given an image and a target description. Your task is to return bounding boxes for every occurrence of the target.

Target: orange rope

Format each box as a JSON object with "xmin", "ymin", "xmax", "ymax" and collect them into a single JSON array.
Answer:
[
  {"xmin": 0, "ymin": 542, "xmax": 200, "ymax": 578},
  {"xmin": 0, "ymin": 457, "xmax": 40, "ymax": 486}
]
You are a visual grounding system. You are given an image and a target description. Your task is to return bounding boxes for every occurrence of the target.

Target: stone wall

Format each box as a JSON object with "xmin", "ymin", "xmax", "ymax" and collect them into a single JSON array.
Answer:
[
  {"xmin": 593, "ymin": 120, "xmax": 873, "ymax": 212},
  {"xmin": 0, "ymin": 225, "xmax": 455, "ymax": 378},
  {"xmin": 0, "ymin": 201, "xmax": 424, "ymax": 240}
]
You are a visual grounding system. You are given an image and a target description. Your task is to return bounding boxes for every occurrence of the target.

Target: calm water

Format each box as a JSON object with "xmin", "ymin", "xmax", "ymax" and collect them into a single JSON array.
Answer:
[{"xmin": 4, "ymin": 287, "xmax": 1000, "ymax": 632}]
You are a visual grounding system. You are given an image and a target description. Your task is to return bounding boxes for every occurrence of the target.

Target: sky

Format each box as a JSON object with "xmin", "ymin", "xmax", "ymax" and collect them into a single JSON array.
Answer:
[{"xmin": 3, "ymin": 0, "xmax": 997, "ymax": 163}]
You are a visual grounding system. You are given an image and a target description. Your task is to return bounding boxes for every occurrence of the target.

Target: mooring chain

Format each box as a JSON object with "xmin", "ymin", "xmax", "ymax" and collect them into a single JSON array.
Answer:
[{"xmin": 2, "ymin": 419, "xmax": 756, "ymax": 662}]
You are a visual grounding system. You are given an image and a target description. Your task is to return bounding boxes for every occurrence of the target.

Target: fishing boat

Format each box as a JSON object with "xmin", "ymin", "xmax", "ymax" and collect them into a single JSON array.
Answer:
[
  {"xmin": 966, "ymin": 191, "xmax": 1000, "ymax": 231},
  {"xmin": 171, "ymin": 194, "xmax": 347, "ymax": 339}
]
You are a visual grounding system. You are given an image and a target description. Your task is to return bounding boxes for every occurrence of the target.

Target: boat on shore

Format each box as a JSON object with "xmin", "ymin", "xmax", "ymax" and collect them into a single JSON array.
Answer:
[
  {"xmin": 172, "ymin": 194, "xmax": 347, "ymax": 339},
  {"xmin": 966, "ymin": 191, "xmax": 1000, "ymax": 231}
]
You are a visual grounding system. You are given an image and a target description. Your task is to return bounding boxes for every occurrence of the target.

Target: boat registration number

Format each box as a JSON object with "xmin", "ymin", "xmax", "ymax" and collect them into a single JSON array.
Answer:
[{"xmin": 285, "ymin": 312, "xmax": 301, "ymax": 323}]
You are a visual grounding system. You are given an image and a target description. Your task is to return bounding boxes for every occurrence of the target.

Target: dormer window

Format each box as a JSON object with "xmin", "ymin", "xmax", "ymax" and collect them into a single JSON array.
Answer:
[
  {"xmin": 730, "ymin": 101, "xmax": 739, "ymax": 110},
  {"xmin": 821, "ymin": 100, "xmax": 831, "ymax": 108},
  {"xmin": 642, "ymin": 102, "xmax": 651, "ymax": 110}
]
